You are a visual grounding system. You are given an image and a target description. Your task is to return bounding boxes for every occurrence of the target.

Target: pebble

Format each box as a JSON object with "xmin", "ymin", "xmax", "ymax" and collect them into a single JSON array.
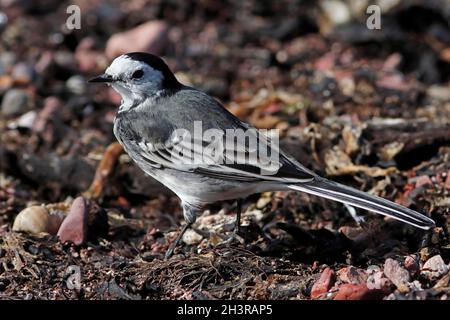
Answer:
[
  {"xmin": 420, "ymin": 246, "xmax": 440, "ymax": 262},
  {"xmin": 404, "ymin": 255, "xmax": 420, "ymax": 276},
  {"xmin": 0, "ymin": 51, "xmax": 16, "ymax": 74},
  {"xmin": 366, "ymin": 269, "xmax": 392, "ymax": 291},
  {"xmin": 13, "ymin": 206, "xmax": 51, "ymax": 235},
  {"xmin": 333, "ymin": 284, "xmax": 384, "ymax": 300},
  {"xmin": 311, "ymin": 267, "xmax": 335, "ymax": 299},
  {"xmin": 256, "ymin": 193, "xmax": 272, "ymax": 209},
  {"xmin": 105, "ymin": 21, "xmax": 169, "ymax": 60},
  {"xmin": 383, "ymin": 258, "xmax": 410, "ymax": 290},
  {"xmin": 0, "ymin": 11, "xmax": 7, "ymax": 31},
  {"xmin": 0, "ymin": 88, "xmax": 29, "ymax": 117},
  {"xmin": 433, "ymin": 274, "xmax": 450, "ymax": 289},
  {"xmin": 182, "ymin": 229, "xmax": 203, "ymax": 245},
  {"xmin": 421, "ymin": 255, "xmax": 449, "ymax": 279},
  {"xmin": 337, "ymin": 266, "xmax": 367, "ymax": 285},
  {"xmin": 320, "ymin": 0, "xmax": 351, "ymax": 26},
  {"xmin": 141, "ymin": 252, "xmax": 163, "ymax": 262},
  {"xmin": 427, "ymin": 85, "xmax": 450, "ymax": 101},
  {"xmin": 66, "ymin": 75, "xmax": 86, "ymax": 95},
  {"xmin": 376, "ymin": 74, "xmax": 410, "ymax": 91},
  {"xmin": 57, "ymin": 197, "xmax": 88, "ymax": 245},
  {"xmin": 11, "ymin": 62, "xmax": 35, "ymax": 85},
  {"xmin": 7, "ymin": 110, "xmax": 36, "ymax": 129}
]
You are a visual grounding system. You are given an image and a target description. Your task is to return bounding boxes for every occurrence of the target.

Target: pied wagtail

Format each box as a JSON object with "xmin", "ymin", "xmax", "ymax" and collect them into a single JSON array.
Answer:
[{"xmin": 89, "ymin": 52, "xmax": 435, "ymax": 258}]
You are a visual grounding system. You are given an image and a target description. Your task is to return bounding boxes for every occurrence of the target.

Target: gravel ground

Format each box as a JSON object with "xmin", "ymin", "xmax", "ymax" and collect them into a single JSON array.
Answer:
[{"xmin": 0, "ymin": 0, "xmax": 449, "ymax": 300}]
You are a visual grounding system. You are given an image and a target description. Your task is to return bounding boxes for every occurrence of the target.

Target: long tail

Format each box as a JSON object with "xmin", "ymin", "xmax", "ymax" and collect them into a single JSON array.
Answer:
[{"xmin": 288, "ymin": 178, "xmax": 435, "ymax": 230}]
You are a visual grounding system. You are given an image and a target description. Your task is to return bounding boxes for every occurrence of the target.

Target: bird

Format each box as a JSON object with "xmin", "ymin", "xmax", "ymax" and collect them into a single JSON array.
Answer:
[{"xmin": 89, "ymin": 52, "xmax": 435, "ymax": 258}]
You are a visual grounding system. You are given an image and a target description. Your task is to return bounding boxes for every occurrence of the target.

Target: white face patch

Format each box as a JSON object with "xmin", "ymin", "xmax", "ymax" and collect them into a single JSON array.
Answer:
[{"xmin": 105, "ymin": 55, "xmax": 164, "ymax": 110}]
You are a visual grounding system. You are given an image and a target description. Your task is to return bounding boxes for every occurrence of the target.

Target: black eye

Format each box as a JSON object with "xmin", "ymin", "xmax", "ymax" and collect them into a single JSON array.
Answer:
[{"xmin": 131, "ymin": 69, "xmax": 144, "ymax": 79}]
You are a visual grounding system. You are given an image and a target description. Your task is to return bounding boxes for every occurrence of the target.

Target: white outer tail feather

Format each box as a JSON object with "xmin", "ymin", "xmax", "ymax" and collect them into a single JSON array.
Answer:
[{"xmin": 288, "ymin": 178, "xmax": 435, "ymax": 230}]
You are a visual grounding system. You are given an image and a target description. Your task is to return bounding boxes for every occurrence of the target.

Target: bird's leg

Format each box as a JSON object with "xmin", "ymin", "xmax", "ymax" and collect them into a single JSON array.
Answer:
[
  {"xmin": 165, "ymin": 222, "xmax": 193, "ymax": 259},
  {"xmin": 165, "ymin": 202, "xmax": 199, "ymax": 259},
  {"xmin": 218, "ymin": 199, "xmax": 245, "ymax": 246},
  {"xmin": 234, "ymin": 198, "xmax": 243, "ymax": 234}
]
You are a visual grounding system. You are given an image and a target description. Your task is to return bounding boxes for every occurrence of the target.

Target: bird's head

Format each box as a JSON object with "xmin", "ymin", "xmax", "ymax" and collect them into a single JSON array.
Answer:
[{"xmin": 89, "ymin": 52, "xmax": 181, "ymax": 104}]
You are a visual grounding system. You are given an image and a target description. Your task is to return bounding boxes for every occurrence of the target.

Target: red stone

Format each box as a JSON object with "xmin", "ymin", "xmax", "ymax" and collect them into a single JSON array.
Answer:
[
  {"xmin": 333, "ymin": 284, "xmax": 385, "ymax": 300},
  {"xmin": 404, "ymin": 255, "xmax": 419, "ymax": 276},
  {"xmin": 311, "ymin": 267, "xmax": 335, "ymax": 299},
  {"xmin": 57, "ymin": 197, "xmax": 88, "ymax": 245}
]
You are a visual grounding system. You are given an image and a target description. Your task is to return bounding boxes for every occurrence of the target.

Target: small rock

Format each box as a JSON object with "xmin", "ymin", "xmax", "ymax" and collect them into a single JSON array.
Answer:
[
  {"xmin": 105, "ymin": 21, "xmax": 169, "ymax": 60},
  {"xmin": 7, "ymin": 110, "xmax": 36, "ymax": 129},
  {"xmin": 141, "ymin": 252, "xmax": 162, "ymax": 262},
  {"xmin": 256, "ymin": 193, "xmax": 272, "ymax": 209},
  {"xmin": 376, "ymin": 74, "xmax": 410, "ymax": 92},
  {"xmin": 421, "ymin": 255, "xmax": 449, "ymax": 279},
  {"xmin": 433, "ymin": 273, "xmax": 450, "ymax": 289},
  {"xmin": 0, "ymin": 11, "xmax": 7, "ymax": 31},
  {"xmin": 1, "ymin": 88, "xmax": 29, "ymax": 117},
  {"xmin": 311, "ymin": 267, "xmax": 335, "ymax": 299},
  {"xmin": 383, "ymin": 258, "xmax": 410, "ymax": 291},
  {"xmin": 11, "ymin": 62, "xmax": 35, "ymax": 85},
  {"xmin": 404, "ymin": 255, "xmax": 419, "ymax": 276},
  {"xmin": 333, "ymin": 284, "xmax": 385, "ymax": 300},
  {"xmin": 66, "ymin": 75, "xmax": 86, "ymax": 95},
  {"xmin": 366, "ymin": 265, "xmax": 381, "ymax": 274},
  {"xmin": 13, "ymin": 206, "xmax": 51, "ymax": 235},
  {"xmin": 420, "ymin": 246, "xmax": 439, "ymax": 262},
  {"xmin": 427, "ymin": 85, "xmax": 450, "ymax": 101},
  {"xmin": 0, "ymin": 51, "xmax": 16, "ymax": 73},
  {"xmin": 57, "ymin": 197, "xmax": 88, "ymax": 245},
  {"xmin": 320, "ymin": 0, "xmax": 351, "ymax": 26},
  {"xmin": 337, "ymin": 266, "xmax": 367, "ymax": 285},
  {"xmin": 382, "ymin": 53, "xmax": 402, "ymax": 71},
  {"xmin": 366, "ymin": 270, "xmax": 392, "ymax": 291},
  {"xmin": 182, "ymin": 229, "xmax": 203, "ymax": 245}
]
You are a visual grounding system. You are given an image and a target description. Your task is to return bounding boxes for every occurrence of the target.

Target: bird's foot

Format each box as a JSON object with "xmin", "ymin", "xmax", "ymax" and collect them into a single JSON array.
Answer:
[{"xmin": 217, "ymin": 231, "xmax": 245, "ymax": 247}]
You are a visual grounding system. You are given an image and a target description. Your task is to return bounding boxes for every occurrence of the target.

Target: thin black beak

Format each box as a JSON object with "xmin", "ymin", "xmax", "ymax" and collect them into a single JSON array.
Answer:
[{"xmin": 88, "ymin": 74, "xmax": 114, "ymax": 83}]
